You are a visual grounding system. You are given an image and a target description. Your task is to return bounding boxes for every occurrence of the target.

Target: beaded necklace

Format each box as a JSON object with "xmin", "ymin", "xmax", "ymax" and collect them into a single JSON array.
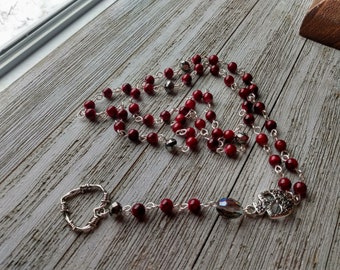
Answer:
[{"xmin": 60, "ymin": 54, "xmax": 307, "ymax": 233}]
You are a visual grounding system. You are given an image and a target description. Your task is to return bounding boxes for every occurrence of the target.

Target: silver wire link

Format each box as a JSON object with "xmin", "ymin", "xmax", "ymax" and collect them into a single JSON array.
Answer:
[
  {"xmin": 281, "ymin": 150, "xmax": 290, "ymax": 161},
  {"xmin": 201, "ymin": 201, "xmax": 217, "ymax": 208},
  {"xmin": 252, "ymin": 125, "xmax": 262, "ymax": 134},
  {"xmin": 145, "ymin": 202, "xmax": 158, "ymax": 209},
  {"xmin": 211, "ymin": 120, "xmax": 219, "ymax": 129},
  {"xmin": 274, "ymin": 165, "xmax": 284, "ymax": 177}
]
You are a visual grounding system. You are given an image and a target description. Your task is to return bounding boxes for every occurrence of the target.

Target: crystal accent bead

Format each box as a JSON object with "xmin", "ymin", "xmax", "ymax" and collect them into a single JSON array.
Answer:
[
  {"xmin": 109, "ymin": 202, "xmax": 122, "ymax": 215},
  {"xmin": 165, "ymin": 138, "xmax": 177, "ymax": 152},
  {"xmin": 164, "ymin": 80, "xmax": 175, "ymax": 93},
  {"xmin": 180, "ymin": 60, "xmax": 191, "ymax": 72},
  {"xmin": 216, "ymin": 198, "xmax": 243, "ymax": 218},
  {"xmin": 235, "ymin": 132, "xmax": 249, "ymax": 145}
]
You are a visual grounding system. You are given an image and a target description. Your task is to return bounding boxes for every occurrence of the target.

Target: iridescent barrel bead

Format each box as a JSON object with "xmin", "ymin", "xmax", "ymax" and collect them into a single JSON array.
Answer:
[{"xmin": 216, "ymin": 198, "xmax": 243, "ymax": 218}]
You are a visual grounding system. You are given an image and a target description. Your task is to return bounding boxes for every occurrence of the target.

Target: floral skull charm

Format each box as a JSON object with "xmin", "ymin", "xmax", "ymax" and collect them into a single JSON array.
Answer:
[{"xmin": 245, "ymin": 189, "xmax": 301, "ymax": 219}]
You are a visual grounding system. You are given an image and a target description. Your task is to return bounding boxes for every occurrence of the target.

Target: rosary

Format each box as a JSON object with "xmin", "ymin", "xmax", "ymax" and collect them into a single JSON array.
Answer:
[{"xmin": 60, "ymin": 54, "xmax": 307, "ymax": 233}]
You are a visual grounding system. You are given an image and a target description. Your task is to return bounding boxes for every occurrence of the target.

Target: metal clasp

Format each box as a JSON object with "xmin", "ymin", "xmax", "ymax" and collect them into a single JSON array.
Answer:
[{"xmin": 60, "ymin": 184, "xmax": 110, "ymax": 233}]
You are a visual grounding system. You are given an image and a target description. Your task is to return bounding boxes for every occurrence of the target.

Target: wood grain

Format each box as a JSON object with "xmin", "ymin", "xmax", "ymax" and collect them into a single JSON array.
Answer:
[{"xmin": 0, "ymin": 0, "xmax": 339, "ymax": 269}]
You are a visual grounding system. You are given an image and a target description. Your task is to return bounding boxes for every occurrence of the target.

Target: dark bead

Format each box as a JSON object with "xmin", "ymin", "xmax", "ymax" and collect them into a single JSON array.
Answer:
[
  {"xmin": 224, "ymin": 75, "xmax": 234, "ymax": 87},
  {"xmin": 243, "ymin": 113, "xmax": 255, "ymax": 126},
  {"xmin": 164, "ymin": 68, "xmax": 174, "ymax": 79},
  {"xmin": 210, "ymin": 65, "xmax": 220, "ymax": 76},
  {"xmin": 84, "ymin": 100, "xmax": 95, "ymax": 109},
  {"xmin": 131, "ymin": 203, "xmax": 145, "ymax": 219},
  {"xmin": 117, "ymin": 108, "xmax": 128, "ymax": 121},
  {"xmin": 102, "ymin": 88, "xmax": 113, "ymax": 99},
  {"xmin": 269, "ymin": 155, "xmax": 281, "ymax": 167},
  {"xmin": 208, "ymin": 55, "xmax": 219, "ymax": 65},
  {"xmin": 227, "ymin": 62, "xmax": 237, "ymax": 73},
  {"xmin": 181, "ymin": 74, "xmax": 192, "ymax": 86},
  {"xmin": 194, "ymin": 63, "xmax": 204, "ymax": 76},
  {"xmin": 160, "ymin": 110, "xmax": 171, "ymax": 123},
  {"xmin": 145, "ymin": 75, "xmax": 155, "ymax": 84},
  {"xmin": 211, "ymin": 128, "xmax": 223, "ymax": 139},
  {"xmin": 254, "ymin": 102, "xmax": 265, "ymax": 114},
  {"xmin": 160, "ymin": 198, "xmax": 174, "ymax": 215},
  {"xmin": 241, "ymin": 101, "xmax": 253, "ymax": 113},
  {"xmin": 207, "ymin": 138, "xmax": 219, "ymax": 152},
  {"xmin": 239, "ymin": 87, "xmax": 251, "ymax": 100},
  {"xmin": 165, "ymin": 138, "xmax": 177, "ymax": 152},
  {"xmin": 106, "ymin": 106, "xmax": 118, "ymax": 118},
  {"xmin": 122, "ymin": 83, "xmax": 132, "ymax": 95},
  {"xmin": 164, "ymin": 80, "xmax": 175, "ymax": 93},
  {"xmin": 191, "ymin": 54, "xmax": 202, "ymax": 64},
  {"xmin": 242, "ymin": 73, "xmax": 253, "ymax": 84},
  {"xmin": 216, "ymin": 198, "xmax": 243, "ymax": 218},
  {"xmin": 278, "ymin": 178, "xmax": 292, "ymax": 191},
  {"xmin": 203, "ymin": 92, "xmax": 213, "ymax": 104},
  {"xmin": 224, "ymin": 144, "xmax": 237, "ymax": 158},
  {"xmin": 223, "ymin": 130, "xmax": 235, "ymax": 143},
  {"xmin": 128, "ymin": 103, "xmax": 140, "ymax": 115},
  {"xmin": 85, "ymin": 108, "xmax": 96, "ymax": 121},
  {"xmin": 275, "ymin": 139, "xmax": 287, "ymax": 152},
  {"xmin": 113, "ymin": 121, "xmax": 125, "ymax": 132},
  {"xmin": 143, "ymin": 114, "xmax": 155, "ymax": 127},
  {"xmin": 256, "ymin": 133, "xmax": 268, "ymax": 146},
  {"xmin": 146, "ymin": 132, "xmax": 158, "ymax": 146},
  {"xmin": 293, "ymin": 182, "xmax": 307, "ymax": 197},
  {"xmin": 285, "ymin": 158, "xmax": 298, "ymax": 171},
  {"xmin": 143, "ymin": 83, "xmax": 154, "ymax": 95},
  {"xmin": 265, "ymin": 120, "xmax": 277, "ymax": 131},
  {"xmin": 128, "ymin": 129, "xmax": 139, "ymax": 142},
  {"xmin": 186, "ymin": 137, "xmax": 198, "ymax": 150},
  {"xmin": 175, "ymin": 113, "xmax": 186, "ymax": 125},
  {"xmin": 178, "ymin": 106, "xmax": 189, "ymax": 116},
  {"xmin": 130, "ymin": 88, "xmax": 141, "ymax": 99},
  {"xmin": 109, "ymin": 202, "xmax": 122, "ymax": 215},
  {"xmin": 195, "ymin": 118, "xmax": 206, "ymax": 130},
  {"xmin": 180, "ymin": 60, "xmax": 191, "ymax": 72},
  {"xmin": 185, "ymin": 99, "xmax": 196, "ymax": 110},
  {"xmin": 205, "ymin": 110, "xmax": 216, "ymax": 122},
  {"xmin": 188, "ymin": 198, "xmax": 201, "ymax": 214}
]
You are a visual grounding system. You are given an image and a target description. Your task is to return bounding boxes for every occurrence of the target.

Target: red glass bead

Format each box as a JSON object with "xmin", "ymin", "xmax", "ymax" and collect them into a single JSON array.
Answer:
[
  {"xmin": 256, "ymin": 133, "xmax": 268, "ymax": 146},
  {"xmin": 188, "ymin": 198, "xmax": 201, "ymax": 214},
  {"xmin": 269, "ymin": 155, "xmax": 281, "ymax": 167},
  {"xmin": 164, "ymin": 68, "xmax": 174, "ymax": 79},
  {"xmin": 242, "ymin": 73, "xmax": 253, "ymax": 85},
  {"xmin": 205, "ymin": 110, "xmax": 216, "ymax": 122},
  {"xmin": 293, "ymin": 181, "xmax": 307, "ymax": 197},
  {"xmin": 275, "ymin": 139, "xmax": 287, "ymax": 152},
  {"xmin": 254, "ymin": 102, "xmax": 265, "ymax": 114},
  {"xmin": 182, "ymin": 74, "xmax": 192, "ymax": 86},
  {"xmin": 239, "ymin": 88, "xmax": 251, "ymax": 100},
  {"xmin": 143, "ymin": 83, "xmax": 154, "ymax": 95},
  {"xmin": 243, "ymin": 113, "xmax": 255, "ymax": 126},
  {"xmin": 211, "ymin": 128, "xmax": 224, "ymax": 139},
  {"xmin": 210, "ymin": 65, "xmax": 220, "ymax": 76},
  {"xmin": 186, "ymin": 127, "xmax": 196, "ymax": 138},
  {"xmin": 227, "ymin": 62, "xmax": 237, "ymax": 73},
  {"xmin": 192, "ymin": 89, "xmax": 203, "ymax": 101},
  {"xmin": 160, "ymin": 198, "xmax": 174, "ymax": 215},
  {"xmin": 185, "ymin": 99, "xmax": 196, "ymax": 110},
  {"xmin": 84, "ymin": 100, "xmax": 95, "ymax": 109},
  {"xmin": 106, "ymin": 106, "xmax": 118, "ymax": 118},
  {"xmin": 128, "ymin": 103, "xmax": 140, "ymax": 114},
  {"xmin": 203, "ymin": 92, "xmax": 213, "ymax": 104},
  {"xmin": 178, "ymin": 106, "xmax": 189, "ymax": 116},
  {"xmin": 146, "ymin": 132, "xmax": 158, "ymax": 146},
  {"xmin": 223, "ymin": 129, "xmax": 235, "ymax": 142},
  {"xmin": 186, "ymin": 136, "xmax": 198, "ymax": 149},
  {"xmin": 207, "ymin": 138, "xmax": 219, "ymax": 152},
  {"xmin": 224, "ymin": 144, "xmax": 237, "ymax": 158},
  {"xmin": 208, "ymin": 55, "xmax": 219, "ymax": 65},
  {"xmin": 114, "ymin": 121, "xmax": 125, "ymax": 132},
  {"xmin": 131, "ymin": 203, "xmax": 145, "ymax": 219},
  {"xmin": 224, "ymin": 75, "xmax": 234, "ymax": 87},
  {"xmin": 160, "ymin": 110, "xmax": 171, "ymax": 123},
  {"xmin": 172, "ymin": 122, "xmax": 183, "ymax": 133},
  {"xmin": 145, "ymin": 75, "xmax": 155, "ymax": 84},
  {"xmin": 191, "ymin": 54, "xmax": 202, "ymax": 64},
  {"xmin": 130, "ymin": 88, "xmax": 141, "ymax": 99},
  {"xmin": 128, "ymin": 129, "xmax": 139, "ymax": 142},
  {"xmin": 195, "ymin": 118, "xmax": 206, "ymax": 130},
  {"xmin": 175, "ymin": 113, "xmax": 186, "ymax": 124},
  {"xmin": 248, "ymin": 84, "xmax": 258, "ymax": 96},
  {"xmin": 278, "ymin": 177, "xmax": 292, "ymax": 191},
  {"xmin": 265, "ymin": 120, "xmax": 277, "ymax": 131},
  {"xmin": 285, "ymin": 158, "xmax": 298, "ymax": 171},
  {"xmin": 194, "ymin": 63, "xmax": 204, "ymax": 76},
  {"xmin": 143, "ymin": 114, "xmax": 155, "ymax": 127},
  {"xmin": 241, "ymin": 101, "xmax": 253, "ymax": 113},
  {"xmin": 117, "ymin": 108, "xmax": 128, "ymax": 121},
  {"xmin": 122, "ymin": 83, "xmax": 132, "ymax": 95},
  {"xmin": 85, "ymin": 108, "xmax": 96, "ymax": 121},
  {"xmin": 102, "ymin": 88, "xmax": 113, "ymax": 99}
]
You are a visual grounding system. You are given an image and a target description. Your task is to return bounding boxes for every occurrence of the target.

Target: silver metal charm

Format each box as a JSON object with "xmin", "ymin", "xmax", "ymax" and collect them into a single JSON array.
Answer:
[{"xmin": 244, "ymin": 189, "xmax": 300, "ymax": 219}]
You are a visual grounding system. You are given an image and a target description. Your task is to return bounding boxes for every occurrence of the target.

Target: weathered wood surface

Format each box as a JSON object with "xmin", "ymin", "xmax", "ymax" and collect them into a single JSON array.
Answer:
[{"xmin": 0, "ymin": 0, "xmax": 339, "ymax": 269}]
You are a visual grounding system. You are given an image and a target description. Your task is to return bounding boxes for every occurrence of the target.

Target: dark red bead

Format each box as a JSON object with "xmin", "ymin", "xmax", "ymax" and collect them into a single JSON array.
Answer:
[
  {"xmin": 185, "ymin": 127, "xmax": 196, "ymax": 138},
  {"xmin": 248, "ymin": 84, "xmax": 259, "ymax": 96},
  {"xmin": 241, "ymin": 101, "xmax": 253, "ymax": 113},
  {"xmin": 130, "ymin": 88, "xmax": 141, "ymax": 99},
  {"xmin": 122, "ymin": 83, "xmax": 132, "ymax": 95},
  {"xmin": 186, "ymin": 136, "xmax": 198, "ymax": 149},
  {"xmin": 239, "ymin": 88, "xmax": 251, "ymax": 100},
  {"xmin": 85, "ymin": 108, "xmax": 96, "ymax": 121},
  {"xmin": 254, "ymin": 102, "xmax": 265, "ymax": 114},
  {"xmin": 188, "ymin": 198, "xmax": 201, "ymax": 214},
  {"xmin": 117, "ymin": 108, "xmax": 128, "ymax": 121},
  {"xmin": 205, "ymin": 110, "xmax": 216, "ymax": 122},
  {"xmin": 128, "ymin": 103, "xmax": 140, "ymax": 114},
  {"xmin": 242, "ymin": 73, "xmax": 253, "ymax": 85},
  {"xmin": 84, "ymin": 100, "xmax": 95, "ymax": 109},
  {"xmin": 191, "ymin": 54, "xmax": 202, "ymax": 64},
  {"xmin": 224, "ymin": 144, "xmax": 237, "ymax": 158},
  {"xmin": 128, "ymin": 129, "xmax": 139, "ymax": 142},
  {"xmin": 211, "ymin": 128, "xmax": 224, "ymax": 139},
  {"xmin": 203, "ymin": 92, "xmax": 213, "ymax": 104},
  {"xmin": 175, "ymin": 113, "xmax": 186, "ymax": 124},
  {"xmin": 223, "ymin": 130, "xmax": 235, "ymax": 142},
  {"xmin": 143, "ymin": 83, "xmax": 154, "ymax": 95},
  {"xmin": 195, "ymin": 118, "xmax": 206, "ymax": 130},
  {"xmin": 131, "ymin": 203, "xmax": 145, "ymax": 219},
  {"xmin": 172, "ymin": 122, "xmax": 183, "ymax": 133},
  {"xmin": 143, "ymin": 114, "xmax": 155, "ymax": 127},
  {"xmin": 224, "ymin": 75, "xmax": 234, "ymax": 87},
  {"xmin": 185, "ymin": 99, "xmax": 196, "ymax": 110},
  {"xmin": 285, "ymin": 158, "xmax": 298, "ymax": 171},
  {"xmin": 293, "ymin": 182, "xmax": 307, "ymax": 197},
  {"xmin": 227, "ymin": 62, "xmax": 237, "ymax": 73},
  {"xmin": 210, "ymin": 65, "xmax": 220, "ymax": 76},
  {"xmin": 145, "ymin": 75, "xmax": 155, "ymax": 84},
  {"xmin": 102, "ymin": 88, "xmax": 113, "ymax": 99},
  {"xmin": 146, "ymin": 132, "xmax": 158, "ymax": 146},
  {"xmin": 269, "ymin": 155, "xmax": 281, "ymax": 167},
  {"xmin": 275, "ymin": 139, "xmax": 287, "ymax": 152},
  {"xmin": 194, "ymin": 63, "xmax": 204, "ymax": 76},
  {"xmin": 243, "ymin": 113, "xmax": 255, "ymax": 126},
  {"xmin": 114, "ymin": 121, "xmax": 125, "ymax": 132},
  {"xmin": 256, "ymin": 133, "xmax": 268, "ymax": 146},
  {"xmin": 208, "ymin": 55, "xmax": 219, "ymax": 65},
  {"xmin": 164, "ymin": 68, "xmax": 174, "ymax": 79},
  {"xmin": 192, "ymin": 89, "xmax": 203, "ymax": 101},
  {"xmin": 106, "ymin": 106, "xmax": 118, "ymax": 118},
  {"xmin": 178, "ymin": 106, "xmax": 190, "ymax": 116},
  {"xmin": 160, "ymin": 110, "xmax": 171, "ymax": 123},
  {"xmin": 278, "ymin": 177, "xmax": 292, "ymax": 191},
  {"xmin": 181, "ymin": 74, "xmax": 192, "ymax": 86},
  {"xmin": 265, "ymin": 120, "xmax": 277, "ymax": 131},
  {"xmin": 160, "ymin": 198, "xmax": 174, "ymax": 215},
  {"xmin": 207, "ymin": 138, "xmax": 219, "ymax": 152}
]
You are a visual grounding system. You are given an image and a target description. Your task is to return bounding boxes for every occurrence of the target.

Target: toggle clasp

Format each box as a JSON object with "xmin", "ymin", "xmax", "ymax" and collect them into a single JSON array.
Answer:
[{"xmin": 60, "ymin": 184, "xmax": 110, "ymax": 233}]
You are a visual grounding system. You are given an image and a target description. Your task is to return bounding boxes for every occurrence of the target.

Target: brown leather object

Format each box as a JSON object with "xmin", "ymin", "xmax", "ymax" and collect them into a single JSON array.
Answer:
[{"xmin": 300, "ymin": 0, "xmax": 340, "ymax": 49}]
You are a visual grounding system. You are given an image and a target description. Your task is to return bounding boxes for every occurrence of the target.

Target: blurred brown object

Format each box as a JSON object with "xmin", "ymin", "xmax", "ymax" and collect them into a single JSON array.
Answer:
[{"xmin": 300, "ymin": 0, "xmax": 340, "ymax": 49}]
